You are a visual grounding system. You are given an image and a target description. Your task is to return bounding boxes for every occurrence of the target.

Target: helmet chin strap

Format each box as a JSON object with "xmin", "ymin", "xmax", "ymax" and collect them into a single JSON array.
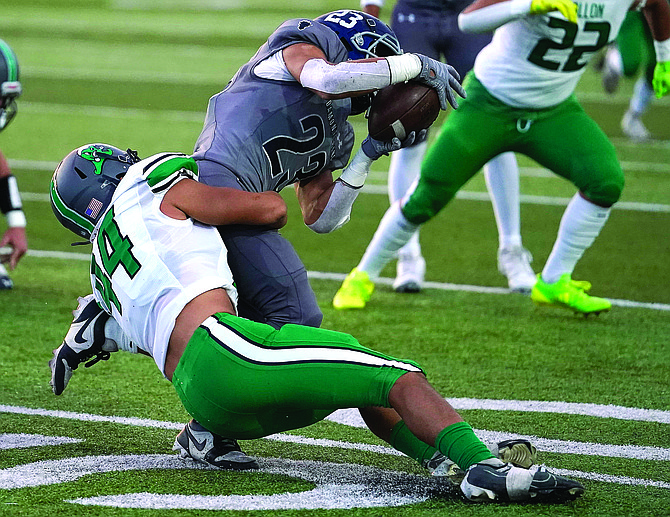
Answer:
[{"xmin": 126, "ymin": 149, "xmax": 141, "ymax": 164}]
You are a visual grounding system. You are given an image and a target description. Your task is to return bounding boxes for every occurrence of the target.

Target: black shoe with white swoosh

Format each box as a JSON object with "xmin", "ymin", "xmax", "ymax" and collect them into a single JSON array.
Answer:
[
  {"xmin": 49, "ymin": 294, "xmax": 114, "ymax": 395},
  {"xmin": 460, "ymin": 460, "xmax": 584, "ymax": 502},
  {"xmin": 173, "ymin": 419, "xmax": 259, "ymax": 470}
]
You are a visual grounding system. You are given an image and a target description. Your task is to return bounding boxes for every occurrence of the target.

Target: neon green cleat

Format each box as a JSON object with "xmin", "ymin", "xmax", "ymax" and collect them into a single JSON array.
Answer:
[
  {"xmin": 333, "ymin": 268, "xmax": 375, "ymax": 310},
  {"xmin": 531, "ymin": 273, "xmax": 611, "ymax": 315}
]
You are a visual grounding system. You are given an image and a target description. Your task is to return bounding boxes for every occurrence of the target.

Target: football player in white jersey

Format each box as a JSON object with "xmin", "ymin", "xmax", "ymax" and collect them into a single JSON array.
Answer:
[
  {"xmin": 47, "ymin": 143, "xmax": 584, "ymax": 503},
  {"xmin": 359, "ymin": 0, "xmax": 536, "ymax": 295},
  {"xmin": 334, "ymin": 0, "xmax": 670, "ymax": 315}
]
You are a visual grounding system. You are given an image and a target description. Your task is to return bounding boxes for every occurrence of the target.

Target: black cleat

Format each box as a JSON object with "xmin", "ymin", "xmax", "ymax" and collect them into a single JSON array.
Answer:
[
  {"xmin": 461, "ymin": 461, "xmax": 584, "ymax": 502},
  {"xmin": 174, "ymin": 419, "xmax": 259, "ymax": 470}
]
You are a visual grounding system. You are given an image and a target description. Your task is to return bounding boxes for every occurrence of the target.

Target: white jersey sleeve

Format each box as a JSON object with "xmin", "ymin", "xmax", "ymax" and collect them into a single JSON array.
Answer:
[
  {"xmin": 90, "ymin": 153, "xmax": 237, "ymax": 377},
  {"xmin": 474, "ymin": 4, "xmax": 631, "ymax": 108}
]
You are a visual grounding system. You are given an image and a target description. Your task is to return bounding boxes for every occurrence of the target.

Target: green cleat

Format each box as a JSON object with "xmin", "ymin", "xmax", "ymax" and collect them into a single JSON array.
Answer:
[
  {"xmin": 531, "ymin": 273, "xmax": 611, "ymax": 315},
  {"xmin": 333, "ymin": 268, "xmax": 375, "ymax": 310}
]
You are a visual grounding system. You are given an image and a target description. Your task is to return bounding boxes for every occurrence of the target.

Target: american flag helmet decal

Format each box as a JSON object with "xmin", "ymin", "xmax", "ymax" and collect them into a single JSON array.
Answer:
[{"xmin": 85, "ymin": 197, "xmax": 104, "ymax": 219}]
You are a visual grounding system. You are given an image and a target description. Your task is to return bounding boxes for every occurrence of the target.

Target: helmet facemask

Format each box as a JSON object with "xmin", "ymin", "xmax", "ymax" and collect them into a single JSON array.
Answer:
[
  {"xmin": 0, "ymin": 81, "xmax": 21, "ymax": 132},
  {"xmin": 345, "ymin": 29, "xmax": 402, "ymax": 60}
]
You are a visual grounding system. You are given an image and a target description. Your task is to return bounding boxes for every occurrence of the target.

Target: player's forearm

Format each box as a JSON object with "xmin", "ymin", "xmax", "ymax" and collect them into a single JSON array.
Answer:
[
  {"xmin": 305, "ymin": 180, "xmax": 360, "ymax": 234},
  {"xmin": 299, "ymin": 148, "xmax": 373, "ymax": 233},
  {"xmin": 299, "ymin": 55, "xmax": 426, "ymax": 96},
  {"xmin": 459, "ymin": 0, "xmax": 532, "ymax": 33},
  {"xmin": 300, "ymin": 58, "xmax": 391, "ymax": 96}
]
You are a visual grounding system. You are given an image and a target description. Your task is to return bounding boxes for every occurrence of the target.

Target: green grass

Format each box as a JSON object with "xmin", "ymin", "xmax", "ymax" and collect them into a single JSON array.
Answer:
[{"xmin": 1, "ymin": 1, "xmax": 670, "ymax": 515}]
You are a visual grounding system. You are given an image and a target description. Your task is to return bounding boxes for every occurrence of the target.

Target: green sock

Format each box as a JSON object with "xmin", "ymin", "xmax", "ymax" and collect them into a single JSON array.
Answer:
[
  {"xmin": 389, "ymin": 420, "xmax": 438, "ymax": 466},
  {"xmin": 435, "ymin": 421, "xmax": 495, "ymax": 470}
]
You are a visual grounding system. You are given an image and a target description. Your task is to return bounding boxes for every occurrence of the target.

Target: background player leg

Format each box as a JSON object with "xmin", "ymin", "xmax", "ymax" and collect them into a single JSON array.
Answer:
[
  {"xmin": 387, "ymin": 142, "xmax": 427, "ymax": 293},
  {"xmin": 524, "ymin": 103, "xmax": 622, "ymax": 314},
  {"xmin": 484, "ymin": 152, "xmax": 536, "ymax": 293},
  {"xmin": 621, "ymin": 74, "xmax": 655, "ymax": 141}
]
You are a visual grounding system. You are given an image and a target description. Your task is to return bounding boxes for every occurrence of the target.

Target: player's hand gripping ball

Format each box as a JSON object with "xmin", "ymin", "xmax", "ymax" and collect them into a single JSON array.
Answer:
[{"xmin": 367, "ymin": 81, "xmax": 441, "ymax": 142}]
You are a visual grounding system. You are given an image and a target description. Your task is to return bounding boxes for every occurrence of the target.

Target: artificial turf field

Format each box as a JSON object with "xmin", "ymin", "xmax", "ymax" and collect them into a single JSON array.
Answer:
[{"xmin": 0, "ymin": 1, "xmax": 669, "ymax": 515}]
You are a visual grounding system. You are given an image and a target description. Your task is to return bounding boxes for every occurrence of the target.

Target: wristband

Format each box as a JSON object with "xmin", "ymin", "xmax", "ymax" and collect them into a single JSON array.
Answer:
[
  {"xmin": 654, "ymin": 38, "xmax": 670, "ymax": 63},
  {"xmin": 6, "ymin": 209, "xmax": 26, "ymax": 228},
  {"xmin": 386, "ymin": 54, "xmax": 422, "ymax": 84},
  {"xmin": 0, "ymin": 174, "xmax": 22, "ymax": 214},
  {"xmin": 339, "ymin": 147, "xmax": 373, "ymax": 188}
]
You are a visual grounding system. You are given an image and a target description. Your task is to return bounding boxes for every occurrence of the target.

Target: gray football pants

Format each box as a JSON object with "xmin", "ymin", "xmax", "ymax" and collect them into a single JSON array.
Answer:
[{"xmin": 196, "ymin": 159, "xmax": 323, "ymax": 329}]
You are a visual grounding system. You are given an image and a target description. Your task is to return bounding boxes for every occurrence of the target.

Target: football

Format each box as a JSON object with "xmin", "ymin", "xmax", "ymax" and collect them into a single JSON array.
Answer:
[{"xmin": 367, "ymin": 81, "xmax": 440, "ymax": 142}]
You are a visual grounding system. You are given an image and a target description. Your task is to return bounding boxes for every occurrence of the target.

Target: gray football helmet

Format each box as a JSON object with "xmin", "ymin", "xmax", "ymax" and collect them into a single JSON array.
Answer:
[{"xmin": 50, "ymin": 144, "xmax": 140, "ymax": 240}]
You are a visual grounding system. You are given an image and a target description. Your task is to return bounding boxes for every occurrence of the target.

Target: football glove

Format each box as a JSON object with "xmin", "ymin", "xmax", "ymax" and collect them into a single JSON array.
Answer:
[
  {"xmin": 530, "ymin": 0, "xmax": 578, "ymax": 24},
  {"xmin": 326, "ymin": 121, "xmax": 355, "ymax": 171},
  {"xmin": 361, "ymin": 129, "xmax": 427, "ymax": 161},
  {"xmin": 653, "ymin": 61, "xmax": 670, "ymax": 99},
  {"xmin": 49, "ymin": 295, "xmax": 116, "ymax": 395},
  {"xmin": 413, "ymin": 54, "xmax": 467, "ymax": 110}
]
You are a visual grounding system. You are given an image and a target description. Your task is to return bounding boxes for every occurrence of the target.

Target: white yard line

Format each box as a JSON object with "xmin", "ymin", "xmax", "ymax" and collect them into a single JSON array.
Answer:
[
  {"xmin": 361, "ymin": 185, "xmax": 670, "ymax": 212},
  {"xmin": 16, "ymin": 187, "xmax": 670, "ymax": 213},
  {"xmin": 307, "ymin": 271, "xmax": 670, "ymax": 311},
  {"xmin": 19, "ymin": 249, "xmax": 670, "ymax": 311},
  {"xmin": 19, "ymin": 101, "xmax": 204, "ymax": 123},
  {"xmin": 1, "ymin": 403, "xmax": 669, "ymax": 462}
]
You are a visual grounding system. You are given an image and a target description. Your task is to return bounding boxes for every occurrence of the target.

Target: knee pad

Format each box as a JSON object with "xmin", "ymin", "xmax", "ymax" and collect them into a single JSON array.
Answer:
[{"xmin": 583, "ymin": 174, "xmax": 624, "ymax": 207}]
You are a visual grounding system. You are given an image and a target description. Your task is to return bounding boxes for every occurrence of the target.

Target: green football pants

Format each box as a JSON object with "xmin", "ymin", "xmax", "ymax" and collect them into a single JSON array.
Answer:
[
  {"xmin": 172, "ymin": 312, "xmax": 423, "ymax": 439},
  {"xmin": 618, "ymin": 12, "xmax": 655, "ymax": 83},
  {"xmin": 402, "ymin": 74, "xmax": 624, "ymax": 225}
]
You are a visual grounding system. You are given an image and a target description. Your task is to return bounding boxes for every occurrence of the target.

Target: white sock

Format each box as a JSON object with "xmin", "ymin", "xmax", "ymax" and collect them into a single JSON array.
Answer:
[
  {"xmin": 358, "ymin": 202, "xmax": 420, "ymax": 279},
  {"xmin": 104, "ymin": 318, "xmax": 138, "ymax": 354},
  {"xmin": 605, "ymin": 46, "xmax": 623, "ymax": 76},
  {"xmin": 388, "ymin": 143, "xmax": 427, "ymax": 259},
  {"xmin": 629, "ymin": 76, "xmax": 654, "ymax": 116},
  {"xmin": 541, "ymin": 194, "xmax": 610, "ymax": 284},
  {"xmin": 483, "ymin": 152, "xmax": 522, "ymax": 249}
]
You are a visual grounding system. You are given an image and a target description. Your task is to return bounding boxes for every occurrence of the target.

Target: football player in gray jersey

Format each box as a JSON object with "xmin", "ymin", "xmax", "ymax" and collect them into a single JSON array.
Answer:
[
  {"xmin": 187, "ymin": 9, "xmax": 466, "ymax": 472},
  {"xmin": 193, "ymin": 10, "xmax": 464, "ymax": 329}
]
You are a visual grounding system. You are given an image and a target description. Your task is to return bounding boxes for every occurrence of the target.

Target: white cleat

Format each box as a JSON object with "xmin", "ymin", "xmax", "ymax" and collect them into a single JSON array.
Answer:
[
  {"xmin": 497, "ymin": 246, "xmax": 536, "ymax": 294},
  {"xmin": 621, "ymin": 111, "xmax": 651, "ymax": 142},
  {"xmin": 393, "ymin": 254, "xmax": 426, "ymax": 293}
]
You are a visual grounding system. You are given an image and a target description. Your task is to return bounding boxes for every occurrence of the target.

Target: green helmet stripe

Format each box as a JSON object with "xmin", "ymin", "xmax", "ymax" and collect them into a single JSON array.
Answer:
[
  {"xmin": 50, "ymin": 180, "xmax": 94, "ymax": 234},
  {"xmin": 0, "ymin": 40, "xmax": 18, "ymax": 82}
]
